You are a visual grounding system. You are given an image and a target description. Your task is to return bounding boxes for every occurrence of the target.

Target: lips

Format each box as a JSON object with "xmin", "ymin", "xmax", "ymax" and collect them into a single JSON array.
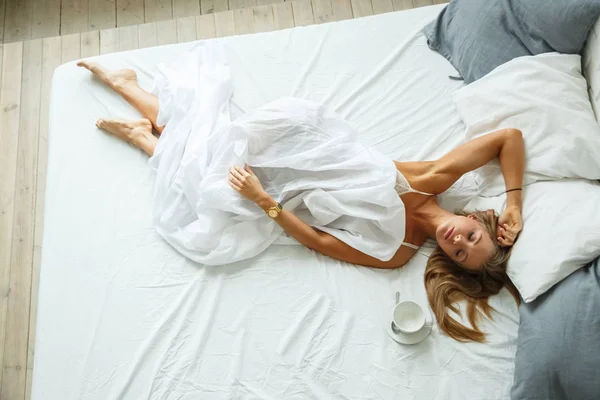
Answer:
[{"xmin": 444, "ymin": 226, "xmax": 455, "ymax": 241}]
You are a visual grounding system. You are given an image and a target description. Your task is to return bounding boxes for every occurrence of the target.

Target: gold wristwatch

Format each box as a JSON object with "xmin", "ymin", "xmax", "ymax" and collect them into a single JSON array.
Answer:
[{"xmin": 265, "ymin": 203, "xmax": 283, "ymax": 219}]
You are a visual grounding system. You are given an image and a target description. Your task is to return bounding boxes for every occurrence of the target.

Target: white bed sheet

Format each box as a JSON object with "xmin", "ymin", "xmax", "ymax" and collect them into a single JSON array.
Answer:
[{"xmin": 33, "ymin": 5, "xmax": 519, "ymax": 399}]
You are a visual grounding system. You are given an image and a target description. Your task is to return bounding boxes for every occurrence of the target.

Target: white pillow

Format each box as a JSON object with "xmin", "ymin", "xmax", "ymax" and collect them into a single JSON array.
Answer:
[
  {"xmin": 465, "ymin": 179, "xmax": 600, "ymax": 303},
  {"xmin": 583, "ymin": 16, "xmax": 600, "ymax": 119},
  {"xmin": 453, "ymin": 53, "xmax": 600, "ymax": 197}
]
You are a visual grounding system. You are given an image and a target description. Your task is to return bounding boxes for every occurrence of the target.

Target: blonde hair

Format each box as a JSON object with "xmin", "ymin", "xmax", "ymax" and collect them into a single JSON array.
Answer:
[{"xmin": 424, "ymin": 210, "xmax": 520, "ymax": 342}]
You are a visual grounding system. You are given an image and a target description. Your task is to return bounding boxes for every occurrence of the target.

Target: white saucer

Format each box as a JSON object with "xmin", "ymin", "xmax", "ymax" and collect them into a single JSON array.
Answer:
[{"xmin": 386, "ymin": 307, "xmax": 434, "ymax": 345}]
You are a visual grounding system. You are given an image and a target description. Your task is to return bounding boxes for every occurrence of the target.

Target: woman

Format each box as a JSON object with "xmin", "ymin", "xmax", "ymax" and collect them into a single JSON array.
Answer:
[{"xmin": 77, "ymin": 43, "xmax": 523, "ymax": 342}]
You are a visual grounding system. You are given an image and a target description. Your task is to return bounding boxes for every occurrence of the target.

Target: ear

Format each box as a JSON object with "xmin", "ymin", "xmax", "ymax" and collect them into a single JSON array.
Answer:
[{"xmin": 467, "ymin": 214, "xmax": 477, "ymax": 220}]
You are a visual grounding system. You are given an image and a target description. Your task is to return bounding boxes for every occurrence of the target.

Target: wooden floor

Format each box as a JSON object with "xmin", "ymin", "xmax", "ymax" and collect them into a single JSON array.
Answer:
[
  {"xmin": 0, "ymin": 0, "xmax": 447, "ymax": 398},
  {"xmin": 1, "ymin": 0, "xmax": 299, "ymax": 44}
]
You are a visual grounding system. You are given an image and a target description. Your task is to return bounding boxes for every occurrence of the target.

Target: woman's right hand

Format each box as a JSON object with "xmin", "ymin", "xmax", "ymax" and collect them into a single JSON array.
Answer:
[
  {"xmin": 229, "ymin": 165, "xmax": 269, "ymax": 204},
  {"xmin": 496, "ymin": 206, "xmax": 523, "ymax": 247}
]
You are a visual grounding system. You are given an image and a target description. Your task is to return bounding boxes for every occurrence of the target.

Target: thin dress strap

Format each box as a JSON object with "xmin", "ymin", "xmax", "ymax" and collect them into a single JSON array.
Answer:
[
  {"xmin": 401, "ymin": 241, "xmax": 420, "ymax": 250},
  {"xmin": 394, "ymin": 170, "xmax": 434, "ymax": 197}
]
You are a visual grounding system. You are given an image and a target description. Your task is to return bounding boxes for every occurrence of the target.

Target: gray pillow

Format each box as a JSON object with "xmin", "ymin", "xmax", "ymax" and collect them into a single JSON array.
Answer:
[
  {"xmin": 510, "ymin": 257, "xmax": 600, "ymax": 400},
  {"xmin": 423, "ymin": 0, "xmax": 600, "ymax": 83}
]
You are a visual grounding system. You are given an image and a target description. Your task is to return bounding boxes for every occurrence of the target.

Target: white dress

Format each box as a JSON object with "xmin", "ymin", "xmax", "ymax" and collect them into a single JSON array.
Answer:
[{"xmin": 148, "ymin": 42, "xmax": 421, "ymax": 266}]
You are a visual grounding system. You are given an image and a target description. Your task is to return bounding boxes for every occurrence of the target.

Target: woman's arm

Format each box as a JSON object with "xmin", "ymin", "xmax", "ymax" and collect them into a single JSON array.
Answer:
[
  {"xmin": 417, "ymin": 128, "xmax": 525, "ymax": 197},
  {"xmin": 257, "ymin": 194, "xmax": 415, "ymax": 268},
  {"xmin": 229, "ymin": 165, "xmax": 414, "ymax": 268}
]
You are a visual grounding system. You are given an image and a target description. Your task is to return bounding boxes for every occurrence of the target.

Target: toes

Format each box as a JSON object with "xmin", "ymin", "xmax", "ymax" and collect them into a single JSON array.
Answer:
[
  {"xmin": 96, "ymin": 119, "xmax": 105, "ymax": 128},
  {"xmin": 78, "ymin": 60, "xmax": 92, "ymax": 70}
]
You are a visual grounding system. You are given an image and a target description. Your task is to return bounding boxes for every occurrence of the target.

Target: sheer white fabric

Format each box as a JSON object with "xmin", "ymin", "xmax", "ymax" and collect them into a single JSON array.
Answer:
[{"xmin": 149, "ymin": 42, "xmax": 414, "ymax": 265}]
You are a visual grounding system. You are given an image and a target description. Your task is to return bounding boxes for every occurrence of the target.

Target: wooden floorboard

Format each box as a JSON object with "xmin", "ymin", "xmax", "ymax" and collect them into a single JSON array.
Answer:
[
  {"xmin": 117, "ymin": 0, "xmax": 145, "ymax": 27},
  {"xmin": 173, "ymin": 0, "xmax": 201, "ymax": 19},
  {"xmin": 0, "ymin": 0, "xmax": 379, "ymax": 44},
  {"xmin": 392, "ymin": 0, "xmax": 412, "ymax": 11},
  {"xmin": 214, "ymin": 9, "xmax": 235, "ymax": 37},
  {"xmin": 100, "ymin": 28, "xmax": 119, "ymax": 54},
  {"xmin": 25, "ymin": 36, "xmax": 62, "ymax": 400},
  {"xmin": 229, "ymin": 0, "xmax": 256, "ymax": 9},
  {"xmin": 157, "ymin": 19, "xmax": 177, "ymax": 45},
  {"xmin": 414, "ymin": 0, "xmax": 434, "ymax": 6},
  {"xmin": 0, "ymin": 0, "xmax": 5, "ymax": 43},
  {"xmin": 61, "ymin": 33, "xmax": 82, "ymax": 63},
  {"xmin": 138, "ymin": 22, "xmax": 159, "ymax": 48},
  {"xmin": 144, "ymin": 0, "xmax": 173, "ymax": 23},
  {"xmin": 350, "ymin": 0, "xmax": 373, "ymax": 17},
  {"xmin": 201, "ymin": 0, "xmax": 229, "ymax": 14},
  {"xmin": 1, "ymin": 38, "xmax": 41, "ymax": 400},
  {"xmin": 331, "ymin": 0, "xmax": 353, "ymax": 21},
  {"xmin": 291, "ymin": 0, "xmax": 314, "ymax": 26},
  {"xmin": 311, "ymin": 0, "xmax": 334, "ymax": 24},
  {"xmin": 273, "ymin": 2, "xmax": 294, "ymax": 29},
  {"xmin": 81, "ymin": 30, "xmax": 100, "ymax": 58},
  {"xmin": 89, "ymin": 0, "xmax": 117, "ymax": 31},
  {"xmin": 0, "ymin": 41, "xmax": 24, "ymax": 398},
  {"xmin": 233, "ymin": 7, "xmax": 255, "ymax": 35},
  {"xmin": 100, "ymin": 28, "xmax": 118, "ymax": 54},
  {"xmin": 177, "ymin": 16, "xmax": 198, "ymax": 42},
  {"xmin": 371, "ymin": 0, "xmax": 392, "ymax": 14},
  {"xmin": 4, "ymin": 0, "xmax": 33, "ymax": 42},
  {"xmin": 118, "ymin": 25, "xmax": 140, "ymax": 51},
  {"xmin": 253, "ymin": 4, "xmax": 276, "ymax": 33},
  {"xmin": 196, "ymin": 13, "xmax": 216, "ymax": 39},
  {"xmin": 61, "ymin": 0, "xmax": 90, "ymax": 35},
  {"xmin": 32, "ymin": 0, "xmax": 61, "ymax": 39}
]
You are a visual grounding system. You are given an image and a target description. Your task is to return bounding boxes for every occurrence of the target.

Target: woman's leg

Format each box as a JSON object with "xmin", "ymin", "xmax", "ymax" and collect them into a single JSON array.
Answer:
[
  {"xmin": 77, "ymin": 61, "xmax": 165, "ymax": 134},
  {"xmin": 96, "ymin": 118, "xmax": 158, "ymax": 156}
]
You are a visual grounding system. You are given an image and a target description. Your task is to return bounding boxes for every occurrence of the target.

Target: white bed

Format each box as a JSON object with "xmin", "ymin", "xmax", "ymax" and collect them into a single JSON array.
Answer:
[{"xmin": 33, "ymin": 5, "xmax": 521, "ymax": 399}]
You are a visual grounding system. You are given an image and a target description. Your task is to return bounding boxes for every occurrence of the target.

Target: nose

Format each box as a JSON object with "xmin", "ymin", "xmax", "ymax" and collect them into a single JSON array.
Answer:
[{"xmin": 453, "ymin": 234, "xmax": 463, "ymax": 245}]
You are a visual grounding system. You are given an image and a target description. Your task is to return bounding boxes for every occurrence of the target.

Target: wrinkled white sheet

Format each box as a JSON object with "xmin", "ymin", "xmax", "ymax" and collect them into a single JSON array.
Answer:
[
  {"xmin": 150, "ymin": 42, "xmax": 406, "ymax": 265},
  {"xmin": 34, "ymin": 5, "xmax": 519, "ymax": 399}
]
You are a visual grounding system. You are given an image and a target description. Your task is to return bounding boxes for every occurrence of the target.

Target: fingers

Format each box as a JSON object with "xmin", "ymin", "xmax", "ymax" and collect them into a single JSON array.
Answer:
[
  {"xmin": 228, "ymin": 180, "xmax": 241, "ymax": 191},
  {"xmin": 229, "ymin": 172, "xmax": 241, "ymax": 185},
  {"xmin": 234, "ymin": 165, "xmax": 251, "ymax": 177},
  {"xmin": 497, "ymin": 236, "xmax": 513, "ymax": 247},
  {"xmin": 230, "ymin": 166, "xmax": 245, "ymax": 180},
  {"xmin": 228, "ymin": 175, "xmax": 242, "ymax": 190},
  {"xmin": 228, "ymin": 167, "xmax": 243, "ymax": 191},
  {"xmin": 229, "ymin": 165, "xmax": 256, "ymax": 193},
  {"xmin": 497, "ymin": 222, "xmax": 522, "ymax": 247},
  {"xmin": 244, "ymin": 164, "xmax": 253, "ymax": 174}
]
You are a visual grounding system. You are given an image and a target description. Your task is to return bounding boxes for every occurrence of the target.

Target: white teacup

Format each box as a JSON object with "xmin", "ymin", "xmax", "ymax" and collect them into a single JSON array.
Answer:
[{"xmin": 392, "ymin": 301, "xmax": 426, "ymax": 334}]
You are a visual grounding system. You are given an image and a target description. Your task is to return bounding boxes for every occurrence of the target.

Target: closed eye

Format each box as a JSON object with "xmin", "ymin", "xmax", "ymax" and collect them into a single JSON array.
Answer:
[
  {"xmin": 455, "ymin": 249, "xmax": 464, "ymax": 260},
  {"xmin": 468, "ymin": 232, "xmax": 474, "ymax": 241}
]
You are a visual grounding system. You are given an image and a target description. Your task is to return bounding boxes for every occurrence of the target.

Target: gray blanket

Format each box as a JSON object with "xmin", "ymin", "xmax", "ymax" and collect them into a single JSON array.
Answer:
[{"xmin": 511, "ymin": 257, "xmax": 600, "ymax": 399}]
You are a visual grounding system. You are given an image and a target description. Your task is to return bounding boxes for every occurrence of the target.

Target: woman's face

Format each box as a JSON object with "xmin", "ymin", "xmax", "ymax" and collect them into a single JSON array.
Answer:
[{"xmin": 436, "ymin": 215, "xmax": 496, "ymax": 270}]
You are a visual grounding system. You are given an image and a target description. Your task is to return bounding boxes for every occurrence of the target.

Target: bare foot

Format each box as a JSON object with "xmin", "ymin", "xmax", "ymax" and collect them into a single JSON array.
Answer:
[
  {"xmin": 77, "ymin": 60, "xmax": 137, "ymax": 91},
  {"xmin": 96, "ymin": 118, "xmax": 156, "ymax": 156}
]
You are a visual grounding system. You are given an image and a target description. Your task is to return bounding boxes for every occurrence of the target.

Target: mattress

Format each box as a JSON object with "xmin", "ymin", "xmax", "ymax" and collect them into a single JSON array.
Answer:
[{"xmin": 33, "ymin": 5, "xmax": 519, "ymax": 399}]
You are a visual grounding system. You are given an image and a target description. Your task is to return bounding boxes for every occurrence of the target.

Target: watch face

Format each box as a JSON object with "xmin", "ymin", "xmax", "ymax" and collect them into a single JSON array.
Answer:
[{"xmin": 268, "ymin": 209, "xmax": 278, "ymax": 218}]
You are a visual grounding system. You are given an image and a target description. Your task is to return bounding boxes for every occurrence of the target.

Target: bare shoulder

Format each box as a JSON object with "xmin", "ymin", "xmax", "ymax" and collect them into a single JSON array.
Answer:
[{"xmin": 394, "ymin": 160, "xmax": 443, "ymax": 195}]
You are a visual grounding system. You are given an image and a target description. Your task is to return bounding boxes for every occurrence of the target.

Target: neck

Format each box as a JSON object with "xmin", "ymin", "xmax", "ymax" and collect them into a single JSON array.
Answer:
[{"xmin": 413, "ymin": 199, "xmax": 454, "ymax": 238}]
